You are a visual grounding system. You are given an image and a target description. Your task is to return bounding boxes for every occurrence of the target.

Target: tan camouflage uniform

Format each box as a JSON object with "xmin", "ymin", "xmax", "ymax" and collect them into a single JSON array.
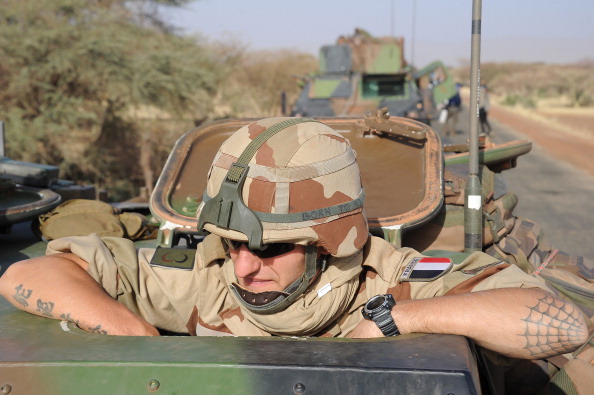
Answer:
[
  {"xmin": 46, "ymin": 233, "xmax": 550, "ymax": 337},
  {"xmin": 42, "ymin": 116, "xmax": 550, "ymax": 337}
]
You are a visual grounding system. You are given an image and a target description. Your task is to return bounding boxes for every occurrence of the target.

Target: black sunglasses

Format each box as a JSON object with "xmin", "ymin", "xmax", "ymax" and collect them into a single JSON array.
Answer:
[{"xmin": 223, "ymin": 238, "xmax": 296, "ymax": 259}]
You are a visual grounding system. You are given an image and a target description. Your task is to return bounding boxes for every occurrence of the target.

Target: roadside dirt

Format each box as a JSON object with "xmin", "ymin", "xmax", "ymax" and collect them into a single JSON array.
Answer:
[{"xmin": 488, "ymin": 103, "xmax": 594, "ymax": 177}]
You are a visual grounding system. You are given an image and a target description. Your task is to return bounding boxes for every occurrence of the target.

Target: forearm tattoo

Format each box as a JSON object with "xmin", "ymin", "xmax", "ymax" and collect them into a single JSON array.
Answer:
[
  {"xmin": 60, "ymin": 313, "xmax": 80, "ymax": 326},
  {"xmin": 61, "ymin": 313, "xmax": 109, "ymax": 335},
  {"xmin": 12, "ymin": 285, "xmax": 109, "ymax": 335},
  {"xmin": 87, "ymin": 324, "xmax": 108, "ymax": 335},
  {"xmin": 521, "ymin": 293, "xmax": 585, "ymax": 358},
  {"xmin": 36, "ymin": 299, "xmax": 55, "ymax": 317},
  {"xmin": 12, "ymin": 284, "xmax": 32, "ymax": 307}
]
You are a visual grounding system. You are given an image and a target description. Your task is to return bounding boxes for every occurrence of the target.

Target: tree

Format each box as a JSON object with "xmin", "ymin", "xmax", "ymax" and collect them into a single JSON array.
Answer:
[
  {"xmin": 213, "ymin": 48, "xmax": 318, "ymax": 118},
  {"xmin": 0, "ymin": 0, "xmax": 224, "ymax": 200}
]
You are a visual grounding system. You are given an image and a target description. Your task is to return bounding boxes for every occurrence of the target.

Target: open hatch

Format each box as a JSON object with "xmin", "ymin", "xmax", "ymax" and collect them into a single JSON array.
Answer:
[{"xmin": 150, "ymin": 112, "xmax": 444, "ymax": 248}]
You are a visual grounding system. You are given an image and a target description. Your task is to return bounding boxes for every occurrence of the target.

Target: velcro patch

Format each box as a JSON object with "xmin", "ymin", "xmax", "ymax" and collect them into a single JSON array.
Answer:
[
  {"xmin": 400, "ymin": 257, "xmax": 452, "ymax": 282},
  {"xmin": 150, "ymin": 247, "xmax": 196, "ymax": 270}
]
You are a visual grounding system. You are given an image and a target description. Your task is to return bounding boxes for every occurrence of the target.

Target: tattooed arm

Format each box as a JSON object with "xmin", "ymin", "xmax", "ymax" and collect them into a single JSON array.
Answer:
[
  {"xmin": 0, "ymin": 254, "xmax": 159, "ymax": 336},
  {"xmin": 348, "ymin": 288, "xmax": 588, "ymax": 359}
]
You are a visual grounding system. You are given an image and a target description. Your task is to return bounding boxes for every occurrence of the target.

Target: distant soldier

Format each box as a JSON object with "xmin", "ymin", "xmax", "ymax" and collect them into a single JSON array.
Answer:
[
  {"xmin": 443, "ymin": 83, "xmax": 462, "ymax": 136},
  {"xmin": 479, "ymin": 84, "xmax": 492, "ymax": 134}
]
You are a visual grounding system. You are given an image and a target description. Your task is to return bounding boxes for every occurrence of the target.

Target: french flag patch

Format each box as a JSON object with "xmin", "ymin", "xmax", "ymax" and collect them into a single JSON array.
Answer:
[{"xmin": 400, "ymin": 257, "xmax": 453, "ymax": 282}]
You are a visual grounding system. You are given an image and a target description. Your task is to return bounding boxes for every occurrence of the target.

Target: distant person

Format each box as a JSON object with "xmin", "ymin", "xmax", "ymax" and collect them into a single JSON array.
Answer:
[
  {"xmin": 479, "ymin": 84, "xmax": 492, "ymax": 134},
  {"xmin": 443, "ymin": 84, "xmax": 462, "ymax": 137}
]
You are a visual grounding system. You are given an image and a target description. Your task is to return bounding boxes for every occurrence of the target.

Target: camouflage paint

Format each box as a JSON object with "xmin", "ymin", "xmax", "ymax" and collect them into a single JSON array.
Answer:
[
  {"xmin": 414, "ymin": 61, "xmax": 457, "ymax": 105},
  {"xmin": 292, "ymin": 30, "xmax": 456, "ymax": 123},
  {"xmin": 367, "ymin": 42, "xmax": 403, "ymax": 74},
  {"xmin": 199, "ymin": 117, "xmax": 368, "ymax": 257},
  {"xmin": 444, "ymin": 140, "xmax": 532, "ymax": 168},
  {"xmin": 0, "ymin": 298, "xmax": 481, "ymax": 394},
  {"xmin": 311, "ymin": 78, "xmax": 343, "ymax": 98}
]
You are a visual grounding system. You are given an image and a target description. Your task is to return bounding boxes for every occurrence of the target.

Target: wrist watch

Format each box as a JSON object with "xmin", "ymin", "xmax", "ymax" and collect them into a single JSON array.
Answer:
[{"xmin": 361, "ymin": 294, "xmax": 400, "ymax": 336}]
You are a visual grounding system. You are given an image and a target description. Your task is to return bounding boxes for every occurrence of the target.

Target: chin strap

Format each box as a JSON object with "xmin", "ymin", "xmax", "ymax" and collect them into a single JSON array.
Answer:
[{"xmin": 230, "ymin": 245, "xmax": 326, "ymax": 314}]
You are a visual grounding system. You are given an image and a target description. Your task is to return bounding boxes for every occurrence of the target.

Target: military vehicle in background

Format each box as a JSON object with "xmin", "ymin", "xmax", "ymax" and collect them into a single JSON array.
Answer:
[{"xmin": 290, "ymin": 28, "xmax": 457, "ymax": 125}]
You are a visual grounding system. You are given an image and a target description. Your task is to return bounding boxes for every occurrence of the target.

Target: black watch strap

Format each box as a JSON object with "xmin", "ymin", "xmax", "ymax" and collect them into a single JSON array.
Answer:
[
  {"xmin": 362, "ymin": 294, "xmax": 400, "ymax": 337},
  {"xmin": 373, "ymin": 308, "xmax": 400, "ymax": 336}
]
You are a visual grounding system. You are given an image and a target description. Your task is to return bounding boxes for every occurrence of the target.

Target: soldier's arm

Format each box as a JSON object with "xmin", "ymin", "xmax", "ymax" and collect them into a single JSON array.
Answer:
[
  {"xmin": 348, "ymin": 287, "xmax": 588, "ymax": 360},
  {"xmin": 0, "ymin": 253, "xmax": 159, "ymax": 336}
]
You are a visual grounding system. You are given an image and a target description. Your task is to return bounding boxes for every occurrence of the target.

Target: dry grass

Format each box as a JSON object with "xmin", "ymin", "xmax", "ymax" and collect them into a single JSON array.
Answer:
[
  {"xmin": 510, "ymin": 106, "xmax": 594, "ymax": 141},
  {"xmin": 454, "ymin": 61, "xmax": 594, "ymax": 142}
]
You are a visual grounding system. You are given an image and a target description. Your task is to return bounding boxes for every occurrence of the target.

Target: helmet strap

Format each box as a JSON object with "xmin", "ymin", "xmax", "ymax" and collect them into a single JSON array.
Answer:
[{"xmin": 230, "ymin": 245, "xmax": 324, "ymax": 314}]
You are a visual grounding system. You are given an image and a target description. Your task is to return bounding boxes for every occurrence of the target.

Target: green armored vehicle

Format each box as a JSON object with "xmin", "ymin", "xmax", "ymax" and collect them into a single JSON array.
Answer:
[
  {"xmin": 2, "ymin": 111, "xmax": 590, "ymax": 394},
  {"xmin": 0, "ymin": 115, "xmax": 477, "ymax": 394},
  {"xmin": 290, "ymin": 28, "xmax": 457, "ymax": 125}
]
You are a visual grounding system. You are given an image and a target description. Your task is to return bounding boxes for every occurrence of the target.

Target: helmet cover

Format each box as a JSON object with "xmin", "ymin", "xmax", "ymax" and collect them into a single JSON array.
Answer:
[{"xmin": 197, "ymin": 117, "xmax": 368, "ymax": 257}]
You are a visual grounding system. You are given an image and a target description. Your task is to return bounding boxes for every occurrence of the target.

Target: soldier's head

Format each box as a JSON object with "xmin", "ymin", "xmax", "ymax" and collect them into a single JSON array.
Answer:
[{"xmin": 196, "ymin": 117, "xmax": 368, "ymax": 313}]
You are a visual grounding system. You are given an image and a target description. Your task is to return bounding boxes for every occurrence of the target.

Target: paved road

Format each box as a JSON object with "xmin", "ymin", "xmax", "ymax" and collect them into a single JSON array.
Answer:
[{"xmin": 434, "ymin": 105, "xmax": 594, "ymax": 260}]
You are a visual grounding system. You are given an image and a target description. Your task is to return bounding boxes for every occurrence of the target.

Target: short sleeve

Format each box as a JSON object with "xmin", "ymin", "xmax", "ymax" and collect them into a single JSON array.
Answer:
[{"xmin": 46, "ymin": 234, "xmax": 198, "ymax": 333}]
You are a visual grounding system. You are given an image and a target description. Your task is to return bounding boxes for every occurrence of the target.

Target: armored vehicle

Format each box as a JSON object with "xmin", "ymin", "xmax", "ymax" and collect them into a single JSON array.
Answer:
[
  {"xmin": 1, "ymin": 1, "xmax": 592, "ymax": 387},
  {"xmin": 3, "ymin": 110, "xmax": 590, "ymax": 394},
  {"xmin": 290, "ymin": 29, "xmax": 457, "ymax": 125}
]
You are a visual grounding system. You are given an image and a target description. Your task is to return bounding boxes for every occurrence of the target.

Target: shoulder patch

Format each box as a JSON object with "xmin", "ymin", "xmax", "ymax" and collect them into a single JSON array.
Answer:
[
  {"xmin": 400, "ymin": 257, "xmax": 452, "ymax": 282},
  {"xmin": 150, "ymin": 247, "xmax": 196, "ymax": 270}
]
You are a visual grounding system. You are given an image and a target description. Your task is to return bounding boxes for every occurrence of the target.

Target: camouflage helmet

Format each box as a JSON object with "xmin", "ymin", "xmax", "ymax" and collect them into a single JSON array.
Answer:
[
  {"xmin": 196, "ymin": 117, "xmax": 368, "ymax": 314},
  {"xmin": 197, "ymin": 117, "xmax": 368, "ymax": 257}
]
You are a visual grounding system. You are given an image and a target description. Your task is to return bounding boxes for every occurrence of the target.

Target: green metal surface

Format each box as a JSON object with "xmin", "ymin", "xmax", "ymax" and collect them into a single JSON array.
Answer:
[
  {"xmin": 0, "ymin": 293, "xmax": 480, "ymax": 394},
  {"xmin": 311, "ymin": 78, "xmax": 342, "ymax": 98},
  {"xmin": 369, "ymin": 43, "xmax": 403, "ymax": 73},
  {"xmin": 444, "ymin": 140, "xmax": 532, "ymax": 167},
  {"xmin": 413, "ymin": 61, "xmax": 457, "ymax": 105}
]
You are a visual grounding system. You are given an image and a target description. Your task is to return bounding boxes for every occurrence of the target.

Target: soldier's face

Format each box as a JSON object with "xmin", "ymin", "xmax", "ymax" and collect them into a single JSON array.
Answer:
[{"xmin": 230, "ymin": 244, "xmax": 306, "ymax": 293}]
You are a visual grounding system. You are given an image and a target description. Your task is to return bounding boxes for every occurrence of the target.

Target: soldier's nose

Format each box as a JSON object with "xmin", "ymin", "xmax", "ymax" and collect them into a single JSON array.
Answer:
[{"xmin": 232, "ymin": 245, "xmax": 262, "ymax": 278}]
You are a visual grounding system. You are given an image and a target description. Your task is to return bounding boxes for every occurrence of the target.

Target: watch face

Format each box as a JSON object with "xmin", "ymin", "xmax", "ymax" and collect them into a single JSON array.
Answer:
[{"xmin": 366, "ymin": 295, "xmax": 385, "ymax": 310}]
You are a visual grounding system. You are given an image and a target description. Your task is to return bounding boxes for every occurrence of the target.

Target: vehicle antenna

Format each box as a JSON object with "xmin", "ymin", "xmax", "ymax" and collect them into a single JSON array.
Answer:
[
  {"xmin": 464, "ymin": 0, "xmax": 483, "ymax": 252},
  {"xmin": 411, "ymin": 0, "xmax": 416, "ymax": 66},
  {"xmin": 0, "ymin": 121, "xmax": 5, "ymax": 157}
]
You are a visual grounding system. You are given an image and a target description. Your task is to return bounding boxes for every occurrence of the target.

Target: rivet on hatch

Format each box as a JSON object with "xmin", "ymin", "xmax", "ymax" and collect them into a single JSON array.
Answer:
[{"xmin": 147, "ymin": 379, "xmax": 160, "ymax": 392}]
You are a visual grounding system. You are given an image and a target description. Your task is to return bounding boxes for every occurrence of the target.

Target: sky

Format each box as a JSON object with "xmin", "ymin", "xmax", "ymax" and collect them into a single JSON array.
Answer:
[{"xmin": 161, "ymin": 0, "xmax": 594, "ymax": 67}]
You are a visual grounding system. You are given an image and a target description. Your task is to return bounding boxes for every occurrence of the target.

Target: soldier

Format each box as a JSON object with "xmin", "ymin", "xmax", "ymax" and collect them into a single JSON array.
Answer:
[
  {"xmin": 443, "ymin": 83, "xmax": 462, "ymax": 137},
  {"xmin": 0, "ymin": 118, "xmax": 587, "ymax": 365},
  {"xmin": 479, "ymin": 84, "xmax": 493, "ymax": 134}
]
